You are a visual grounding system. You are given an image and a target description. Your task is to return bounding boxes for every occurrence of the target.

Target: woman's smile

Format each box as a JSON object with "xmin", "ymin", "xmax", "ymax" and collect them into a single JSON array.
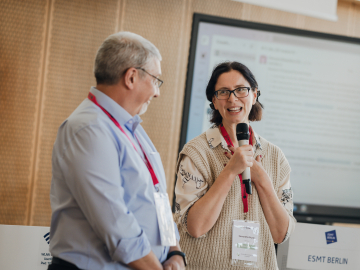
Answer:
[{"xmin": 226, "ymin": 106, "xmax": 243, "ymax": 113}]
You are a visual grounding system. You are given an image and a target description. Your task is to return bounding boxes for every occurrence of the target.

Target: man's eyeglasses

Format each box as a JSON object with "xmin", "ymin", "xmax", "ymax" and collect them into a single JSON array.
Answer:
[
  {"xmin": 135, "ymin": 67, "xmax": 163, "ymax": 88},
  {"xmin": 214, "ymin": 87, "xmax": 252, "ymax": 100}
]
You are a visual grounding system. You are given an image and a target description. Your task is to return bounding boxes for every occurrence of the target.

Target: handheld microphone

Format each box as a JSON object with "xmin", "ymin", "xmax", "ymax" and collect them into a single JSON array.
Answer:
[{"xmin": 236, "ymin": 123, "xmax": 252, "ymax": 195}]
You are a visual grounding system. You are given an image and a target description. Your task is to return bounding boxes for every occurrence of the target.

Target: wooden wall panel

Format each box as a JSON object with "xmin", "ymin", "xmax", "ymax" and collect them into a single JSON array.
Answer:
[
  {"xmin": 192, "ymin": 0, "xmax": 245, "ymax": 19},
  {"xmin": 303, "ymin": 2, "xmax": 353, "ymax": 36},
  {"xmin": 244, "ymin": 4, "xmax": 299, "ymax": 27},
  {"xmin": 30, "ymin": 0, "xmax": 119, "ymax": 225},
  {"xmin": 0, "ymin": 0, "xmax": 47, "ymax": 225},
  {"xmin": 353, "ymin": 3, "xmax": 360, "ymax": 37}
]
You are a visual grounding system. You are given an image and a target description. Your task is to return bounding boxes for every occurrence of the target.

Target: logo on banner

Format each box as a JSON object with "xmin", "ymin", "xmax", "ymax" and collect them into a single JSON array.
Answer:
[
  {"xmin": 325, "ymin": 230, "xmax": 337, "ymax": 244},
  {"xmin": 43, "ymin": 232, "xmax": 50, "ymax": 244}
]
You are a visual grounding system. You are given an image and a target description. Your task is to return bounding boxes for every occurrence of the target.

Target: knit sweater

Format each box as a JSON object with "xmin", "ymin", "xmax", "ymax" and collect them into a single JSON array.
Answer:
[{"xmin": 174, "ymin": 126, "xmax": 296, "ymax": 270}]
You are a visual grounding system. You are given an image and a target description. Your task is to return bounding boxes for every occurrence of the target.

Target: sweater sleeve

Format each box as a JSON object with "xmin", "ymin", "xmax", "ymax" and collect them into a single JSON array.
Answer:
[
  {"xmin": 174, "ymin": 155, "xmax": 208, "ymax": 237},
  {"xmin": 276, "ymin": 170, "xmax": 296, "ymax": 244}
]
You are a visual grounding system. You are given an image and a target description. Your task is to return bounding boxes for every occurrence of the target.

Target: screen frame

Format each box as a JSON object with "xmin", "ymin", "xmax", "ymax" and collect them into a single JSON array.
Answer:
[{"xmin": 178, "ymin": 13, "xmax": 360, "ymax": 224}]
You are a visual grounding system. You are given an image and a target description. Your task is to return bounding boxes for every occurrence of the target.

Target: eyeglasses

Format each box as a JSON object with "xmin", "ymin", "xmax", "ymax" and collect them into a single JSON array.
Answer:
[
  {"xmin": 135, "ymin": 67, "xmax": 163, "ymax": 88},
  {"xmin": 214, "ymin": 87, "xmax": 251, "ymax": 100}
]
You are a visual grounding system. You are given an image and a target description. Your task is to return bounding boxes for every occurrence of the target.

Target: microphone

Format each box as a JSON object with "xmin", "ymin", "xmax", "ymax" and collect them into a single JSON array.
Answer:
[{"xmin": 236, "ymin": 123, "xmax": 252, "ymax": 195}]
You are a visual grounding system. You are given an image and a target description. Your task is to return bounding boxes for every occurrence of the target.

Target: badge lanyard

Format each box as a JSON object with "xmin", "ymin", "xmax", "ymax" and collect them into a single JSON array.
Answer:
[
  {"xmin": 219, "ymin": 124, "xmax": 253, "ymax": 213},
  {"xmin": 88, "ymin": 92, "xmax": 160, "ymax": 192}
]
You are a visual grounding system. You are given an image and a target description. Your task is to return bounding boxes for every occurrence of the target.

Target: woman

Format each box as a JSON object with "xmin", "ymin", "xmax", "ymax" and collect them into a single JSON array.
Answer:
[{"xmin": 174, "ymin": 61, "xmax": 296, "ymax": 269}]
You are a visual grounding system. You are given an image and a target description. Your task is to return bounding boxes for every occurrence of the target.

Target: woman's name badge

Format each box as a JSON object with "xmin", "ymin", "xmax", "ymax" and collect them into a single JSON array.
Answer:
[
  {"xmin": 153, "ymin": 192, "xmax": 177, "ymax": 246},
  {"xmin": 232, "ymin": 220, "xmax": 260, "ymax": 262}
]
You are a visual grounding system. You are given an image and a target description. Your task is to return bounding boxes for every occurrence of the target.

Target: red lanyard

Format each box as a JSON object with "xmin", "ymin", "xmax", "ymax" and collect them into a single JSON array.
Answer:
[
  {"xmin": 219, "ymin": 124, "xmax": 252, "ymax": 213},
  {"xmin": 88, "ymin": 92, "xmax": 160, "ymax": 191}
]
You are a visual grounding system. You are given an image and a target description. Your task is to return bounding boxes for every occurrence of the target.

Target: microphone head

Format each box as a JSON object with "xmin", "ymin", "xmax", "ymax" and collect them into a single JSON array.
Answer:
[{"xmin": 236, "ymin": 123, "xmax": 249, "ymax": 141}]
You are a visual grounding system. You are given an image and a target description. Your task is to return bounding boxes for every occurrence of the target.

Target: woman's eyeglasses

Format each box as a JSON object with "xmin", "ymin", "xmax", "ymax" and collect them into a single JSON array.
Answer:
[{"xmin": 214, "ymin": 87, "xmax": 251, "ymax": 100}]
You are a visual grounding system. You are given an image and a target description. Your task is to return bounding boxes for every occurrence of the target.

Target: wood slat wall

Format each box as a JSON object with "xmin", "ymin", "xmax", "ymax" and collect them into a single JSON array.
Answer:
[{"xmin": 1, "ymin": 0, "xmax": 359, "ymax": 226}]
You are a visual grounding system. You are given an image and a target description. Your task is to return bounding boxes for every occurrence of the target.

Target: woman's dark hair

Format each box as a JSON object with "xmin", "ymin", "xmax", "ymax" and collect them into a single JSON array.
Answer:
[{"xmin": 206, "ymin": 61, "xmax": 263, "ymax": 125}]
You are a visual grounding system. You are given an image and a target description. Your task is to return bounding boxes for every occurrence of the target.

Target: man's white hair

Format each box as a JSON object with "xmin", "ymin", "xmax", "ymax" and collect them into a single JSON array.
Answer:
[{"xmin": 94, "ymin": 31, "xmax": 161, "ymax": 85}]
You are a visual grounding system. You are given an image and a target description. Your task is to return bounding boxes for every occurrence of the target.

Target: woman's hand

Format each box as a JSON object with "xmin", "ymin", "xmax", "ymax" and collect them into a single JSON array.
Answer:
[
  {"xmin": 224, "ymin": 145, "xmax": 253, "ymax": 176},
  {"xmin": 249, "ymin": 155, "xmax": 290, "ymax": 243},
  {"xmin": 250, "ymin": 155, "xmax": 269, "ymax": 186}
]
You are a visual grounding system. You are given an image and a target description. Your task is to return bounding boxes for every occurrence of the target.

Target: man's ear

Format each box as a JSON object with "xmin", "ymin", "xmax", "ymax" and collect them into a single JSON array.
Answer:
[{"xmin": 123, "ymin": 68, "xmax": 137, "ymax": 90}]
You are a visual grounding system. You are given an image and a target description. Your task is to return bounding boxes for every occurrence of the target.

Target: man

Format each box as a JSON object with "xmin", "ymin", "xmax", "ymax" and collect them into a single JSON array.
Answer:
[{"xmin": 48, "ymin": 32, "xmax": 186, "ymax": 270}]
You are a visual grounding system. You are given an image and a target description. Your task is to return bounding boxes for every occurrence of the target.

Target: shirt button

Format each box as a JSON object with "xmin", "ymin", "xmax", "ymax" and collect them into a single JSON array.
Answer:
[{"xmin": 129, "ymin": 120, "xmax": 133, "ymax": 124}]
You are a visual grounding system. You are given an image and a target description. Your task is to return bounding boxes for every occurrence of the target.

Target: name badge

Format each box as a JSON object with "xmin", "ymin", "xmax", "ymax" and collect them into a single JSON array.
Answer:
[
  {"xmin": 232, "ymin": 220, "xmax": 260, "ymax": 264},
  {"xmin": 153, "ymin": 192, "xmax": 177, "ymax": 246}
]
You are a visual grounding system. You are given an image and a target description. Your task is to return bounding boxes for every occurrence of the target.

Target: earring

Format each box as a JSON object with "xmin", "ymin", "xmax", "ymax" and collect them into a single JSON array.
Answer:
[
  {"xmin": 256, "ymin": 90, "xmax": 261, "ymax": 101},
  {"xmin": 209, "ymin": 103, "xmax": 215, "ymax": 110}
]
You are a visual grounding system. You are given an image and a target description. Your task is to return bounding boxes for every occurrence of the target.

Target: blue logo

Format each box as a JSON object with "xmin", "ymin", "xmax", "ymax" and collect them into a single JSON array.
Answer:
[
  {"xmin": 43, "ymin": 232, "xmax": 50, "ymax": 244},
  {"xmin": 325, "ymin": 230, "xmax": 337, "ymax": 244}
]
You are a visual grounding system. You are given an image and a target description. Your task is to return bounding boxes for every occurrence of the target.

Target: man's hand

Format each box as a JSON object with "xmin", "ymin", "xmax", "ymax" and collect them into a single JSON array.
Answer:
[
  {"xmin": 162, "ymin": 254, "xmax": 185, "ymax": 270},
  {"xmin": 127, "ymin": 251, "xmax": 163, "ymax": 270},
  {"xmin": 164, "ymin": 241, "xmax": 185, "ymax": 270}
]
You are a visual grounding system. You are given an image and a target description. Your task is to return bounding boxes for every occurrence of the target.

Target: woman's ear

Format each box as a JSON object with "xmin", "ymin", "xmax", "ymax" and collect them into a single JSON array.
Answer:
[
  {"xmin": 212, "ymin": 96, "xmax": 217, "ymax": 110},
  {"xmin": 252, "ymin": 88, "xmax": 258, "ymax": 105}
]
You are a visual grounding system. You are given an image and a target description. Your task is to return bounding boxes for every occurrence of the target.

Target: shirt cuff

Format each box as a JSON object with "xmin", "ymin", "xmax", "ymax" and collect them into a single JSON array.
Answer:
[
  {"xmin": 276, "ymin": 214, "xmax": 297, "ymax": 244},
  {"xmin": 180, "ymin": 204, "xmax": 207, "ymax": 238},
  {"xmin": 112, "ymin": 229, "xmax": 152, "ymax": 264}
]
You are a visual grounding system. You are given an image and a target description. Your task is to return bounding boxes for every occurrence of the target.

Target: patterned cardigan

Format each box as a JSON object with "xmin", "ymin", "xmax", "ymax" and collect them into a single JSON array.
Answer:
[{"xmin": 174, "ymin": 125, "xmax": 296, "ymax": 270}]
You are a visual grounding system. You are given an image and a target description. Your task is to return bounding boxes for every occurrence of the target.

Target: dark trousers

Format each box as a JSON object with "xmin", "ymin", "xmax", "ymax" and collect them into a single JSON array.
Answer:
[{"xmin": 48, "ymin": 257, "xmax": 81, "ymax": 270}]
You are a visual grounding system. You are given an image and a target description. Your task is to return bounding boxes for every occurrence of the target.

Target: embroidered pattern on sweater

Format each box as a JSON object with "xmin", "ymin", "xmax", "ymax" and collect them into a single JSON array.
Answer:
[
  {"xmin": 208, "ymin": 138, "xmax": 215, "ymax": 149},
  {"xmin": 254, "ymin": 137, "xmax": 262, "ymax": 150},
  {"xmin": 175, "ymin": 202, "xmax": 181, "ymax": 214},
  {"xmin": 253, "ymin": 131, "xmax": 263, "ymax": 151},
  {"xmin": 280, "ymin": 187, "xmax": 293, "ymax": 206},
  {"xmin": 179, "ymin": 164, "xmax": 204, "ymax": 189}
]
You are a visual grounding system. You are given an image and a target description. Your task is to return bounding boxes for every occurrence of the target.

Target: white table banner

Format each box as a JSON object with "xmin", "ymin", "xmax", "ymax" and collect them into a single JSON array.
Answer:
[
  {"xmin": 0, "ymin": 225, "xmax": 52, "ymax": 270},
  {"xmin": 283, "ymin": 223, "xmax": 360, "ymax": 270}
]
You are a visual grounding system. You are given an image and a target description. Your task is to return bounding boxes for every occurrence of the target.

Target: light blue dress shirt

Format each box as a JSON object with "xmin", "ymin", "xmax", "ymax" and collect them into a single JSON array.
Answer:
[{"xmin": 49, "ymin": 87, "xmax": 179, "ymax": 270}]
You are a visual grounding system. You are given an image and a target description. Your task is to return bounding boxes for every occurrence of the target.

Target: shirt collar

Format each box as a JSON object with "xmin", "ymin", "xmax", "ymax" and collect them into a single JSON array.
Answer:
[
  {"xmin": 253, "ymin": 131, "xmax": 262, "ymax": 150},
  {"xmin": 205, "ymin": 124, "xmax": 262, "ymax": 151},
  {"xmin": 90, "ymin": 87, "xmax": 142, "ymax": 133},
  {"xmin": 206, "ymin": 125, "xmax": 228, "ymax": 151}
]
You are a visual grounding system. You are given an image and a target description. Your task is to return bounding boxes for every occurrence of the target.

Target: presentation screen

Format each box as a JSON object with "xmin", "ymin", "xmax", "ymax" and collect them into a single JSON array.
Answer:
[{"xmin": 180, "ymin": 13, "xmax": 360, "ymax": 223}]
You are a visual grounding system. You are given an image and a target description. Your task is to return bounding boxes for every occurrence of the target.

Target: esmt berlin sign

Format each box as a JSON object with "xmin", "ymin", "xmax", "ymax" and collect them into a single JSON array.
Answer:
[{"xmin": 286, "ymin": 223, "xmax": 360, "ymax": 270}]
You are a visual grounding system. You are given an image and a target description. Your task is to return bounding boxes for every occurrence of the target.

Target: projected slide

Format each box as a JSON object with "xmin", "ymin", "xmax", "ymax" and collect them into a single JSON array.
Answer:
[{"xmin": 185, "ymin": 21, "xmax": 360, "ymax": 209}]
